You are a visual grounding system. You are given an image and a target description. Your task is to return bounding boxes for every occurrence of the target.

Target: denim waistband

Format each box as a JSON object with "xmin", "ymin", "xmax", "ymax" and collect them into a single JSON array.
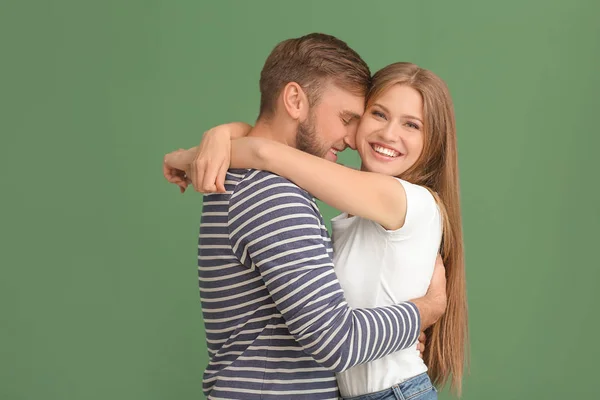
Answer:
[{"xmin": 341, "ymin": 373, "xmax": 435, "ymax": 400}]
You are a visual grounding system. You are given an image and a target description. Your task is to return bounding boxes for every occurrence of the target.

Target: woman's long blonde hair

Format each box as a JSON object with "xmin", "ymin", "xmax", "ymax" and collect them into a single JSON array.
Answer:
[{"xmin": 367, "ymin": 62, "xmax": 468, "ymax": 396}]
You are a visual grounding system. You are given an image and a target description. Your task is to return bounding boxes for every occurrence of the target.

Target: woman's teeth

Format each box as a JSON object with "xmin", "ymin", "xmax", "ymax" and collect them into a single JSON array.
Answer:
[{"xmin": 372, "ymin": 144, "xmax": 400, "ymax": 157}]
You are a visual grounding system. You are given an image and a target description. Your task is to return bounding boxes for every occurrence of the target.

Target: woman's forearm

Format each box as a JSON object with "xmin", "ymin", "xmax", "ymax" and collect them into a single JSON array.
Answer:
[
  {"xmin": 230, "ymin": 138, "xmax": 408, "ymax": 230},
  {"xmin": 229, "ymin": 137, "xmax": 269, "ymax": 170}
]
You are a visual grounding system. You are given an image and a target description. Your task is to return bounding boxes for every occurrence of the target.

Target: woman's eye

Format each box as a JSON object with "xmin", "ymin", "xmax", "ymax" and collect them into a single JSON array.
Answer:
[
  {"xmin": 372, "ymin": 110, "xmax": 386, "ymax": 120},
  {"xmin": 406, "ymin": 122, "xmax": 420, "ymax": 130}
]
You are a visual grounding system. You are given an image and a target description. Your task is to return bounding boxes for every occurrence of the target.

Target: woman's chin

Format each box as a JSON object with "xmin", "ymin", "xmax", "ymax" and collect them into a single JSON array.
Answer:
[
  {"xmin": 362, "ymin": 160, "xmax": 390, "ymax": 175},
  {"xmin": 361, "ymin": 157, "xmax": 408, "ymax": 177}
]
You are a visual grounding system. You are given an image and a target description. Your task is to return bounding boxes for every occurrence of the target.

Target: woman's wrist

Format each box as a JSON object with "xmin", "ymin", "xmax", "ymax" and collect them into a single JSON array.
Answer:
[{"xmin": 168, "ymin": 148, "xmax": 196, "ymax": 170}]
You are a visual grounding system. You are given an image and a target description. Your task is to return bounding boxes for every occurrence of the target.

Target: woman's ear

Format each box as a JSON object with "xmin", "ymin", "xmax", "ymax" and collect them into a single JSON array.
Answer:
[{"xmin": 282, "ymin": 82, "xmax": 310, "ymax": 121}]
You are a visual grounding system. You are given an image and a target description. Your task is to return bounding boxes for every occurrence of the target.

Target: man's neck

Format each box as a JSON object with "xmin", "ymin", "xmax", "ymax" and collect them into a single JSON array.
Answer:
[{"xmin": 248, "ymin": 117, "xmax": 297, "ymax": 148}]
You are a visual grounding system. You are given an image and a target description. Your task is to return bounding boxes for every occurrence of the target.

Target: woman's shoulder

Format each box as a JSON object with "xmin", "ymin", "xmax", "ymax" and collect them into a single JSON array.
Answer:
[
  {"xmin": 390, "ymin": 178, "xmax": 442, "ymax": 233},
  {"xmin": 393, "ymin": 178, "xmax": 439, "ymax": 209}
]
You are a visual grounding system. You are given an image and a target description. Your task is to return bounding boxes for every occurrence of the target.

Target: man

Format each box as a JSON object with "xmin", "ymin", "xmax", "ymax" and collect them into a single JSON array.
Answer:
[{"xmin": 163, "ymin": 33, "xmax": 446, "ymax": 399}]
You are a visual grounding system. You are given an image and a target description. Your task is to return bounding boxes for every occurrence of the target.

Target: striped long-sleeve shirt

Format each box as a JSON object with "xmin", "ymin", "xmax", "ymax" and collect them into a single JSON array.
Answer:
[{"xmin": 198, "ymin": 169, "xmax": 421, "ymax": 400}]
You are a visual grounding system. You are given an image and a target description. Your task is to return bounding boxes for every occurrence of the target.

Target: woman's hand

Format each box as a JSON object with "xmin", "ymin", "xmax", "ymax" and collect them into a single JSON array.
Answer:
[
  {"xmin": 188, "ymin": 126, "xmax": 232, "ymax": 193},
  {"xmin": 187, "ymin": 122, "xmax": 251, "ymax": 193},
  {"xmin": 163, "ymin": 148, "xmax": 193, "ymax": 193}
]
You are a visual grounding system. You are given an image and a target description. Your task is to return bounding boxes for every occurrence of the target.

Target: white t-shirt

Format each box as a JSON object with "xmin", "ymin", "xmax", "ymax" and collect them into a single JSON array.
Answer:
[{"xmin": 331, "ymin": 178, "xmax": 442, "ymax": 398}]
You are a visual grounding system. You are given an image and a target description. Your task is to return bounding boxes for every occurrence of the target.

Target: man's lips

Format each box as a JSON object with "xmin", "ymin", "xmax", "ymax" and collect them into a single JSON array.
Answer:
[{"xmin": 327, "ymin": 147, "xmax": 345, "ymax": 161}]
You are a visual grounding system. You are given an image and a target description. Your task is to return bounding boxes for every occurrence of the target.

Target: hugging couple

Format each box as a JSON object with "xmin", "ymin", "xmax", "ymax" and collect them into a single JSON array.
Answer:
[{"xmin": 163, "ymin": 32, "xmax": 468, "ymax": 400}]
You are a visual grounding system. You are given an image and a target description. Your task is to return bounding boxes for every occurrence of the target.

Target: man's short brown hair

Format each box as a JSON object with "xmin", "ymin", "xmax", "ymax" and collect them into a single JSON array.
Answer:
[{"xmin": 258, "ymin": 33, "xmax": 371, "ymax": 119}]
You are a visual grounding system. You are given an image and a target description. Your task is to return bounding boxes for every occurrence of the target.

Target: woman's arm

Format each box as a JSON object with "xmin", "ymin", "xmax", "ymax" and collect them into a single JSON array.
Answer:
[
  {"xmin": 230, "ymin": 137, "xmax": 408, "ymax": 230},
  {"xmin": 163, "ymin": 122, "xmax": 252, "ymax": 192}
]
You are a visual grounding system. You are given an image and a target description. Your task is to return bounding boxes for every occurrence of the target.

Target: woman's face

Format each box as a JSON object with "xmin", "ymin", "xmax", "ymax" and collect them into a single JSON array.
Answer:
[{"xmin": 356, "ymin": 84, "xmax": 425, "ymax": 176}]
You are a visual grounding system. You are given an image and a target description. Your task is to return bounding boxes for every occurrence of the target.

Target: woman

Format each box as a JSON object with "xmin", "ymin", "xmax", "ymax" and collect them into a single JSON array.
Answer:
[{"xmin": 168, "ymin": 62, "xmax": 468, "ymax": 399}]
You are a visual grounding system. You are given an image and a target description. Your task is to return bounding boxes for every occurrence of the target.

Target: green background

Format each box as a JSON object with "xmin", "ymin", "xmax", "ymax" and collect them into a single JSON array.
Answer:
[{"xmin": 2, "ymin": 1, "xmax": 599, "ymax": 399}]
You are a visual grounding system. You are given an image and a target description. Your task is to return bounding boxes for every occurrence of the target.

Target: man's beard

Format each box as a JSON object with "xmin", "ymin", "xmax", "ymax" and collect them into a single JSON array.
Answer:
[{"xmin": 296, "ymin": 112, "xmax": 325, "ymax": 158}]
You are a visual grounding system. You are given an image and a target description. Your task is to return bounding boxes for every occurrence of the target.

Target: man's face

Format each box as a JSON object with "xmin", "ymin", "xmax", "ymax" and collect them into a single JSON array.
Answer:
[{"xmin": 296, "ymin": 83, "xmax": 365, "ymax": 162}]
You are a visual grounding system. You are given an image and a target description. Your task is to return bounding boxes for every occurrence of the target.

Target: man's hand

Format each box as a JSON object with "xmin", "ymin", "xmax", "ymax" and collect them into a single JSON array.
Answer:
[
  {"xmin": 417, "ymin": 331, "xmax": 426, "ymax": 358},
  {"xmin": 411, "ymin": 254, "xmax": 447, "ymax": 330}
]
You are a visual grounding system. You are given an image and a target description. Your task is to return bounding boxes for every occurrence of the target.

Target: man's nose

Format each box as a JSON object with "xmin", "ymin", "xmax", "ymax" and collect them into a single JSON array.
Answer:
[{"xmin": 343, "ymin": 134, "xmax": 357, "ymax": 150}]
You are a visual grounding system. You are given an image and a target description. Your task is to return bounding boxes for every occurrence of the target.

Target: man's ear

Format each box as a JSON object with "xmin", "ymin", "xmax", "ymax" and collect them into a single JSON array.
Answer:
[{"xmin": 282, "ymin": 82, "xmax": 310, "ymax": 121}]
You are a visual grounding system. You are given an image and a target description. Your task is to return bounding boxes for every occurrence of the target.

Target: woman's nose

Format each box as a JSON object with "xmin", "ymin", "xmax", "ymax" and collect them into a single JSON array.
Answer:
[{"xmin": 381, "ymin": 124, "xmax": 400, "ymax": 142}]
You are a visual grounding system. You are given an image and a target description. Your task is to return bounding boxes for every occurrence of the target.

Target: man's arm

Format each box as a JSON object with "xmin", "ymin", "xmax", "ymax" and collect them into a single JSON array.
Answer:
[{"xmin": 229, "ymin": 172, "xmax": 445, "ymax": 372}]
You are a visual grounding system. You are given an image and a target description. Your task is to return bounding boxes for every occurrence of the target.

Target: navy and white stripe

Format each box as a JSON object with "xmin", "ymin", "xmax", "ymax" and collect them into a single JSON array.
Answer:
[{"xmin": 198, "ymin": 169, "xmax": 420, "ymax": 399}]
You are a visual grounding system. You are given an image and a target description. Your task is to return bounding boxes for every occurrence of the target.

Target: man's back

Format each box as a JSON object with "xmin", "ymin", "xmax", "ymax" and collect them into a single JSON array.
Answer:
[
  {"xmin": 199, "ymin": 169, "xmax": 337, "ymax": 399},
  {"xmin": 198, "ymin": 169, "xmax": 420, "ymax": 399}
]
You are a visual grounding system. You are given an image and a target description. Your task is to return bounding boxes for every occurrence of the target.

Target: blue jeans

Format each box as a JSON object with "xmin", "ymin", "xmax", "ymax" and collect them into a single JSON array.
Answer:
[{"xmin": 341, "ymin": 373, "xmax": 438, "ymax": 400}]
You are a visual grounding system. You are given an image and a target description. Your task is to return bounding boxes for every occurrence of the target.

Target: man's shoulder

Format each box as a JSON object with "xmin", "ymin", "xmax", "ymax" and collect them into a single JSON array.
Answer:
[
  {"xmin": 231, "ymin": 169, "xmax": 312, "ymax": 201},
  {"xmin": 236, "ymin": 169, "xmax": 296, "ymax": 185},
  {"xmin": 227, "ymin": 169, "xmax": 320, "ymax": 223}
]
